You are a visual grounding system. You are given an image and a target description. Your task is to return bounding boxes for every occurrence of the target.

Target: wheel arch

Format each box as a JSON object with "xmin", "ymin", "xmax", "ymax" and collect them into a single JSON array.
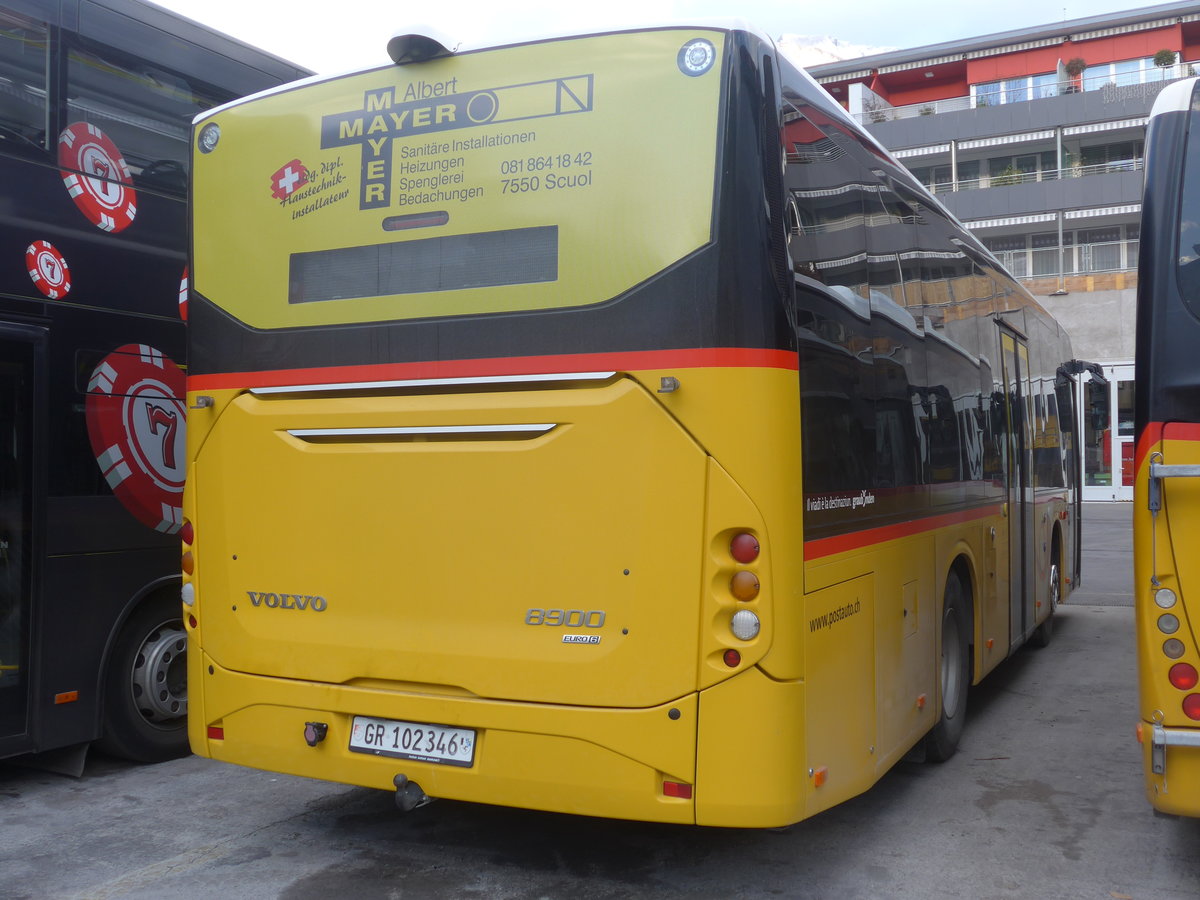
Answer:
[
  {"xmin": 944, "ymin": 548, "xmax": 978, "ymax": 685},
  {"xmin": 96, "ymin": 574, "xmax": 182, "ymax": 718}
]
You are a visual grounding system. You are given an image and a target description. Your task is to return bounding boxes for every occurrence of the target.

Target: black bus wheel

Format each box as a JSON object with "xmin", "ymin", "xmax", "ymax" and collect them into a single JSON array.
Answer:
[
  {"xmin": 96, "ymin": 592, "xmax": 189, "ymax": 762},
  {"xmin": 925, "ymin": 569, "xmax": 971, "ymax": 762}
]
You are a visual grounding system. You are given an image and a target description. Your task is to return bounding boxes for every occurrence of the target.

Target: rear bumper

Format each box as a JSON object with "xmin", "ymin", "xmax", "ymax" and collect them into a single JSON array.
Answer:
[
  {"xmin": 191, "ymin": 651, "xmax": 699, "ymax": 824},
  {"xmin": 1141, "ymin": 721, "xmax": 1200, "ymax": 817}
]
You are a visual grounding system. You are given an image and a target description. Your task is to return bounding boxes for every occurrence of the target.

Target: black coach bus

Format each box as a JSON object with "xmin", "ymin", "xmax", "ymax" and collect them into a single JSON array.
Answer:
[{"xmin": 0, "ymin": 0, "xmax": 306, "ymax": 770}]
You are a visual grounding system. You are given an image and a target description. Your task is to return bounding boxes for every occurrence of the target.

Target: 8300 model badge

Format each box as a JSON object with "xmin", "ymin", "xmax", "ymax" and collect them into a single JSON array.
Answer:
[{"xmin": 525, "ymin": 608, "xmax": 605, "ymax": 644}]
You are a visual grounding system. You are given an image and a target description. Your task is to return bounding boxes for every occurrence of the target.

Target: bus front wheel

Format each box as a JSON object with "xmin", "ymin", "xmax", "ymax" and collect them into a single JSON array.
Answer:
[
  {"xmin": 97, "ymin": 591, "xmax": 189, "ymax": 762},
  {"xmin": 925, "ymin": 568, "xmax": 971, "ymax": 762}
]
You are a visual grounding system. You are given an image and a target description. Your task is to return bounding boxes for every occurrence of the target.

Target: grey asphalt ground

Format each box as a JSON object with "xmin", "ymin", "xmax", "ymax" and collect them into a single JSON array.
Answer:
[{"xmin": 2, "ymin": 501, "xmax": 1197, "ymax": 900}]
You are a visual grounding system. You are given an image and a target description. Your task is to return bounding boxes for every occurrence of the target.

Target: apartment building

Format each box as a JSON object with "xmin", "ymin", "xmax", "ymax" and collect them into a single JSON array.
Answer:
[{"xmin": 808, "ymin": 1, "xmax": 1200, "ymax": 500}]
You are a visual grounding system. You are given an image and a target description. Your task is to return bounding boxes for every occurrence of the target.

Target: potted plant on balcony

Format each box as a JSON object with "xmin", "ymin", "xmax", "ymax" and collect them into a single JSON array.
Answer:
[
  {"xmin": 1064, "ymin": 57, "xmax": 1087, "ymax": 93},
  {"xmin": 1155, "ymin": 49, "xmax": 1178, "ymax": 79}
]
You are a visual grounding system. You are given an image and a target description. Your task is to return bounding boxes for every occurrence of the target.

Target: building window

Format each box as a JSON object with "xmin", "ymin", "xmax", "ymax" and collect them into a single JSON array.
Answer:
[
  {"xmin": 974, "ymin": 72, "xmax": 1057, "ymax": 106},
  {"xmin": 1083, "ymin": 57, "xmax": 1156, "ymax": 91},
  {"xmin": 983, "ymin": 225, "xmax": 1137, "ymax": 278}
]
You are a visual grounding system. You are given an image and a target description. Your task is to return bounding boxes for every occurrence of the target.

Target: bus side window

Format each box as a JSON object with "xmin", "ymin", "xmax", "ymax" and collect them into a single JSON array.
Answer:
[
  {"xmin": 65, "ymin": 39, "xmax": 229, "ymax": 195},
  {"xmin": 0, "ymin": 10, "xmax": 49, "ymax": 155}
]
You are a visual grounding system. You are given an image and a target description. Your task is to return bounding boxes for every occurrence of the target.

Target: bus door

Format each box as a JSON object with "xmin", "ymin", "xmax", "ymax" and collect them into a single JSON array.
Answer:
[
  {"xmin": 0, "ymin": 327, "xmax": 41, "ymax": 752},
  {"xmin": 999, "ymin": 328, "xmax": 1036, "ymax": 649}
]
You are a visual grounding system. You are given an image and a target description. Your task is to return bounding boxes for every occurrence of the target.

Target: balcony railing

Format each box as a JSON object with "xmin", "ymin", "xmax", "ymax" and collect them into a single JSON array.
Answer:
[
  {"xmin": 926, "ymin": 157, "xmax": 1143, "ymax": 194},
  {"xmin": 854, "ymin": 64, "xmax": 1196, "ymax": 125},
  {"xmin": 989, "ymin": 238, "xmax": 1138, "ymax": 279}
]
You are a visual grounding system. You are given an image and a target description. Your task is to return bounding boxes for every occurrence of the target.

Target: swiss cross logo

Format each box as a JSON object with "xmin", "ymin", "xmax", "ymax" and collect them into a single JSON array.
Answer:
[{"xmin": 270, "ymin": 159, "xmax": 310, "ymax": 201}]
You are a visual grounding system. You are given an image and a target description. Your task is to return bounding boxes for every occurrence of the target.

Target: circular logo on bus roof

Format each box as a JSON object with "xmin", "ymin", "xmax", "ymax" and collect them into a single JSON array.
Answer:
[
  {"xmin": 58, "ymin": 122, "xmax": 138, "ymax": 233},
  {"xmin": 85, "ymin": 344, "xmax": 186, "ymax": 534},
  {"xmin": 678, "ymin": 39, "xmax": 716, "ymax": 77},
  {"xmin": 25, "ymin": 240, "xmax": 71, "ymax": 299}
]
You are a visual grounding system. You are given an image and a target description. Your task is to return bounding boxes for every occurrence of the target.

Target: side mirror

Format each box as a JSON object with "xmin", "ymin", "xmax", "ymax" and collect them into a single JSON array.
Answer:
[{"xmin": 1088, "ymin": 380, "xmax": 1109, "ymax": 432}]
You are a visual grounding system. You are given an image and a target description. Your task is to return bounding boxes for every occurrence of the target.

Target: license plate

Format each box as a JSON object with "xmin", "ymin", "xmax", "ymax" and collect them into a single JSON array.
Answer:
[{"xmin": 348, "ymin": 716, "xmax": 476, "ymax": 767}]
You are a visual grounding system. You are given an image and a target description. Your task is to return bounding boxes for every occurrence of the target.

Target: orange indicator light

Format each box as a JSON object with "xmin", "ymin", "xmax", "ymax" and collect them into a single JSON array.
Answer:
[
  {"xmin": 731, "ymin": 570, "xmax": 760, "ymax": 600},
  {"xmin": 54, "ymin": 691, "xmax": 79, "ymax": 705},
  {"xmin": 813, "ymin": 766, "xmax": 828, "ymax": 787}
]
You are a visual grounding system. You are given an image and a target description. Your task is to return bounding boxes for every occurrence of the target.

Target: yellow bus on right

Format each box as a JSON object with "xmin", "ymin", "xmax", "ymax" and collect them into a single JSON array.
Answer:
[{"xmin": 1135, "ymin": 76, "xmax": 1200, "ymax": 817}]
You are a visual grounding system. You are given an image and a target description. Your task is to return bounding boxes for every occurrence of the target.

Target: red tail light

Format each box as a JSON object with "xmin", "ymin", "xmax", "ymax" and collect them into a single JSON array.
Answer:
[
  {"xmin": 181, "ymin": 519, "xmax": 194, "ymax": 545},
  {"xmin": 1185, "ymin": 694, "xmax": 1200, "ymax": 721},
  {"xmin": 730, "ymin": 532, "xmax": 759, "ymax": 563},
  {"xmin": 663, "ymin": 781, "xmax": 693, "ymax": 799},
  {"xmin": 1170, "ymin": 663, "xmax": 1199, "ymax": 691}
]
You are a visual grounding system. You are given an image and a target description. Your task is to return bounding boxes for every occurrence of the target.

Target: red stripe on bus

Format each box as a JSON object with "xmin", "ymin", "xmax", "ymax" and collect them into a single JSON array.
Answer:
[
  {"xmin": 804, "ymin": 503, "xmax": 1004, "ymax": 560},
  {"xmin": 1135, "ymin": 421, "xmax": 1165, "ymax": 476},
  {"xmin": 187, "ymin": 347, "xmax": 800, "ymax": 391},
  {"xmin": 1137, "ymin": 421, "xmax": 1200, "ymax": 475}
]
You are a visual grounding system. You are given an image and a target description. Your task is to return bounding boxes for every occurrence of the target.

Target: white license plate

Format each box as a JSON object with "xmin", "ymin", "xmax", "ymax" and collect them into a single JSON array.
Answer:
[{"xmin": 348, "ymin": 716, "xmax": 476, "ymax": 767}]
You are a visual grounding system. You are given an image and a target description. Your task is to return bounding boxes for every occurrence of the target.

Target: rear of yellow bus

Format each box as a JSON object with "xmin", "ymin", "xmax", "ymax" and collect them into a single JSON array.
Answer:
[
  {"xmin": 184, "ymin": 27, "xmax": 810, "ymax": 827},
  {"xmin": 1134, "ymin": 78, "xmax": 1200, "ymax": 817}
]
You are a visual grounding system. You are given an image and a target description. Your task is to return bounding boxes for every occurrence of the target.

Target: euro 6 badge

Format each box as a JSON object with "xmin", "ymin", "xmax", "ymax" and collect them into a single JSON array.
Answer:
[{"xmin": 85, "ymin": 344, "xmax": 186, "ymax": 533}]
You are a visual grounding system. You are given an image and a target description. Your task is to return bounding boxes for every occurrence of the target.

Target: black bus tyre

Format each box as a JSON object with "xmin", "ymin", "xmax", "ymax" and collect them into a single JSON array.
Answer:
[
  {"xmin": 96, "ymin": 592, "xmax": 189, "ymax": 762},
  {"xmin": 1030, "ymin": 536, "xmax": 1061, "ymax": 649},
  {"xmin": 925, "ymin": 569, "xmax": 971, "ymax": 763}
]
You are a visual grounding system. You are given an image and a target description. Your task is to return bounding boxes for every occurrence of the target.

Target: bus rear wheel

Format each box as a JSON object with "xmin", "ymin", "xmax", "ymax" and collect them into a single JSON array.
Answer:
[
  {"xmin": 925, "ymin": 568, "xmax": 971, "ymax": 762},
  {"xmin": 1030, "ymin": 536, "xmax": 1061, "ymax": 649},
  {"xmin": 96, "ymin": 592, "xmax": 189, "ymax": 762}
]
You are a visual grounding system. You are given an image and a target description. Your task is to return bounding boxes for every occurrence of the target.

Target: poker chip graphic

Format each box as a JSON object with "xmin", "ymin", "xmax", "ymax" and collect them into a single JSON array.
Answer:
[
  {"xmin": 58, "ymin": 122, "xmax": 138, "ymax": 233},
  {"xmin": 25, "ymin": 241, "xmax": 71, "ymax": 299},
  {"xmin": 178, "ymin": 266, "xmax": 188, "ymax": 321},
  {"xmin": 85, "ymin": 344, "xmax": 186, "ymax": 534}
]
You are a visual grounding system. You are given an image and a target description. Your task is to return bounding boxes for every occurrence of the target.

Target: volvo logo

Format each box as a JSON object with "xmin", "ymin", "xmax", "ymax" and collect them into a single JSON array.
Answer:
[{"xmin": 246, "ymin": 591, "xmax": 328, "ymax": 611}]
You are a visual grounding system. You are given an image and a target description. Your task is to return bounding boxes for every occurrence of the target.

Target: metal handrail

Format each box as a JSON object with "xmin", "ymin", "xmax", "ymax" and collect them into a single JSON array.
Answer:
[
  {"xmin": 927, "ymin": 158, "xmax": 1143, "ymax": 193},
  {"xmin": 988, "ymin": 238, "xmax": 1138, "ymax": 279}
]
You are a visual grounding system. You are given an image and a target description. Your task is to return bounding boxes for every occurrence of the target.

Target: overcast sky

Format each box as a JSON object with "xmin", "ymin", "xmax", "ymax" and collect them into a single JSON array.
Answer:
[{"xmin": 150, "ymin": 0, "xmax": 1175, "ymax": 74}]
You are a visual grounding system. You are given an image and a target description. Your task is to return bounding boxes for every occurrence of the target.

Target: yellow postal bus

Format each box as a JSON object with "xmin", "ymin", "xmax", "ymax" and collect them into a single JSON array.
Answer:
[
  {"xmin": 1133, "ymin": 77, "xmax": 1200, "ymax": 817},
  {"xmin": 184, "ymin": 24, "xmax": 1087, "ymax": 827}
]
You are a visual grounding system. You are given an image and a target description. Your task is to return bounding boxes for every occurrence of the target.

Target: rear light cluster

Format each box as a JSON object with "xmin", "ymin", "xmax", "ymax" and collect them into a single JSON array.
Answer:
[
  {"xmin": 1154, "ymin": 587, "xmax": 1200, "ymax": 721},
  {"xmin": 723, "ymin": 531, "xmax": 762, "ymax": 667},
  {"xmin": 181, "ymin": 518, "xmax": 197, "ymax": 629}
]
